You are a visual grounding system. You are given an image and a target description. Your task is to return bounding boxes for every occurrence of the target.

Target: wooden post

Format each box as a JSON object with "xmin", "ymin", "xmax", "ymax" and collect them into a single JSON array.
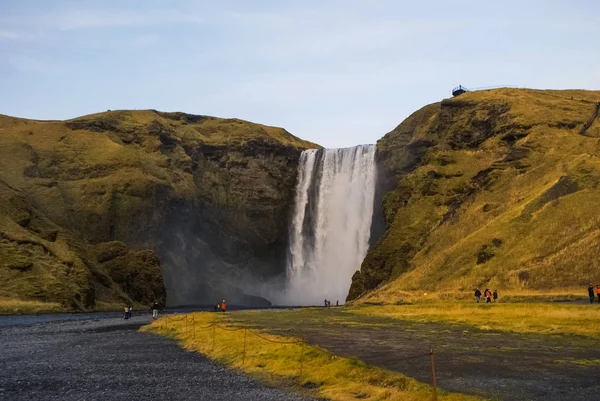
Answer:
[
  {"xmin": 429, "ymin": 348, "xmax": 438, "ymax": 401},
  {"xmin": 299, "ymin": 337, "xmax": 305, "ymax": 378},
  {"xmin": 242, "ymin": 328, "xmax": 247, "ymax": 365},
  {"xmin": 212, "ymin": 324, "xmax": 216, "ymax": 353}
]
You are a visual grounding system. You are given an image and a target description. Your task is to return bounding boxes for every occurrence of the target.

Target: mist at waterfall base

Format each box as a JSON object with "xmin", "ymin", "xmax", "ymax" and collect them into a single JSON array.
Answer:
[
  {"xmin": 275, "ymin": 144, "xmax": 377, "ymax": 306},
  {"xmin": 182, "ymin": 144, "xmax": 378, "ymax": 307}
]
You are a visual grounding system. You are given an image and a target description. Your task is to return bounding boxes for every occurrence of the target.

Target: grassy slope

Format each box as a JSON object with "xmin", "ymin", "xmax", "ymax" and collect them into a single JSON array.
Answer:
[
  {"xmin": 67, "ymin": 110, "xmax": 317, "ymax": 148},
  {"xmin": 0, "ymin": 110, "xmax": 317, "ymax": 313},
  {"xmin": 142, "ymin": 312, "xmax": 482, "ymax": 401},
  {"xmin": 356, "ymin": 89, "xmax": 600, "ymax": 303}
]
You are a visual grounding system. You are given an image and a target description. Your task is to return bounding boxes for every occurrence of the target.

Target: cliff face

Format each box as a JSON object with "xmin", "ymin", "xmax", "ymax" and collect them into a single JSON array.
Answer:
[
  {"xmin": 349, "ymin": 89, "xmax": 600, "ymax": 302},
  {"xmin": 0, "ymin": 110, "xmax": 317, "ymax": 310}
]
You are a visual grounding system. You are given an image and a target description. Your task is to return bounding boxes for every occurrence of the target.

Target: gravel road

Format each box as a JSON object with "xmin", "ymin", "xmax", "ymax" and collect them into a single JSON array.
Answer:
[{"xmin": 0, "ymin": 313, "xmax": 315, "ymax": 401}]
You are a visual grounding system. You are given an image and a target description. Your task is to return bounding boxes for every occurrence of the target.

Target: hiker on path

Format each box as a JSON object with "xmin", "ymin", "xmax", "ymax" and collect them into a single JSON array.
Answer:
[
  {"xmin": 484, "ymin": 289, "xmax": 492, "ymax": 303},
  {"xmin": 151, "ymin": 301, "xmax": 160, "ymax": 320},
  {"xmin": 493, "ymin": 290, "xmax": 498, "ymax": 303},
  {"xmin": 123, "ymin": 305, "xmax": 132, "ymax": 319},
  {"xmin": 595, "ymin": 286, "xmax": 600, "ymax": 304},
  {"xmin": 128, "ymin": 305, "xmax": 133, "ymax": 319},
  {"xmin": 589, "ymin": 285, "xmax": 595, "ymax": 304},
  {"xmin": 215, "ymin": 303, "xmax": 220, "ymax": 312},
  {"xmin": 474, "ymin": 288, "xmax": 482, "ymax": 303},
  {"xmin": 336, "ymin": 300, "xmax": 339, "ymax": 306},
  {"xmin": 324, "ymin": 299, "xmax": 328, "ymax": 307},
  {"xmin": 221, "ymin": 300, "xmax": 227, "ymax": 312}
]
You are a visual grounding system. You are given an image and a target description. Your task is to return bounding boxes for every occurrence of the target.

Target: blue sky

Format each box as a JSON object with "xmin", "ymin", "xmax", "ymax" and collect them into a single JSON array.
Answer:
[{"xmin": 1, "ymin": 1, "xmax": 599, "ymax": 148}]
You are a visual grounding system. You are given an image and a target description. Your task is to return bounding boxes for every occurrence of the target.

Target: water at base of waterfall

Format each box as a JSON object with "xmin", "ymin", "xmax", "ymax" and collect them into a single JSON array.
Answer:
[{"xmin": 283, "ymin": 145, "xmax": 377, "ymax": 305}]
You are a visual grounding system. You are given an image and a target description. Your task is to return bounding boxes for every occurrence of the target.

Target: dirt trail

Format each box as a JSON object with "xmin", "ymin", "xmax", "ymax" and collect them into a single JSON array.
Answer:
[{"xmin": 227, "ymin": 308, "xmax": 600, "ymax": 401}]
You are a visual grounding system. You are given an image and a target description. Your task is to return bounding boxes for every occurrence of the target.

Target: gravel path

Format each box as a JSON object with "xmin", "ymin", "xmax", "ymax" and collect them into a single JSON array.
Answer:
[{"xmin": 0, "ymin": 313, "xmax": 315, "ymax": 401}]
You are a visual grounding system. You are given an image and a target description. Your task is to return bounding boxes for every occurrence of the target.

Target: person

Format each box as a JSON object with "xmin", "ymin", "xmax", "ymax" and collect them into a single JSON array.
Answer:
[
  {"xmin": 221, "ymin": 299, "xmax": 227, "ymax": 312},
  {"xmin": 151, "ymin": 301, "xmax": 160, "ymax": 320},
  {"xmin": 493, "ymin": 290, "xmax": 498, "ymax": 303},
  {"xmin": 595, "ymin": 286, "xmax": 600, "ymax": 304},
  {"xmin": 336, "ymin": 300, "xmax": 339, "ymax": 306},
  {"xmin": 589, "ymin": 284, "xmax": 595, "ymax": 304},
  {"xmin": 474, "ymin": 288, "xmax": 482, "ymax": 303},
  {"xmin": 215, "ymin": 303, "xmax": 220, "ymax": 312},
  {"xmin": 324, "ymin": 299, "xmax": 328, "ymax": 307},
  {"xmin": 124, "ymin": 305, "xmax": 129, "ymax": 320},
  {"xmin": 127, "ymin": 305, "xmax": 133, "ymax": 319},
  {"xmin": 484, "ymin": 289, "xmax": 492, "ymax": 303}
]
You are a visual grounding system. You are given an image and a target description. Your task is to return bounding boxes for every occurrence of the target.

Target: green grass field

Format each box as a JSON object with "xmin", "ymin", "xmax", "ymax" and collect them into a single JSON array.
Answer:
[
  {"xmin": 0, "ymin": 298, "xmax": 66, "ymax": 315},
  {"xmin": 349, "ymin": 302, "xmax": 600, "ymax": 339}
]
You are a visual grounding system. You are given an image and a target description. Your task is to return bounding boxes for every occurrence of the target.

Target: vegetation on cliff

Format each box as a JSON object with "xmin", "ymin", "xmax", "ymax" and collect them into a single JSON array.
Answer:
[
  {"xmin": 349, "ymin": 89, "xmax": 600, "ymax": 302},
  {"xmin": 0, "ymin": 110, "xmax": 317, "ymax": 312}
]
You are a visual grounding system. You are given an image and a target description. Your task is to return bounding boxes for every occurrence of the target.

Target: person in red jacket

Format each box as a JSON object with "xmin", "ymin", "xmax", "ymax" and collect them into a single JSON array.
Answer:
[
  {"xmin": 595, "ymin": 286, "xmax": 600, "ymax": 304},
  {"xmin": 221, "ymin": 300, "xmax": 227, "ymax": 312},
  {"xmin": 484, "ymin": 289, "xmax": 492, "ymax": 303}
]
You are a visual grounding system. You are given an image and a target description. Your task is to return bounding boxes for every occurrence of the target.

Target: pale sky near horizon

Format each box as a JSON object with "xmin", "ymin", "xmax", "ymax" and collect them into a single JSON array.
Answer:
[{"xmin": 1, "ymin": 1, "xmax": 599, "ymax": 148}]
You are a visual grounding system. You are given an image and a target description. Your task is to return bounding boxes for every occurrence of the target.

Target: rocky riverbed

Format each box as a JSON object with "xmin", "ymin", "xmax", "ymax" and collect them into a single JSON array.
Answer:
[{"xmin": 0, "ymin": 312, "xmax": 315, "ymax": 401}]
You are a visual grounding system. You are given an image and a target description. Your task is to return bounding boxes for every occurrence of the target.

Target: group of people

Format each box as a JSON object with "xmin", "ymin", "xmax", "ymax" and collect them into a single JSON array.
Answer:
[
  {"xmin": 323, "ymin": 299, "xmax": 339, "ymax": 307},
  {"xmin": 587, "ymin": 285, "xmax": 600, "ymax": 303},
  {"xmin": 474, "ymin": 288, "xmax": 498, "ymax": 303},
  {"xmin": 123, "ymin": 302, "xmax": 161, "ymax": 320},
  {"xmin": 215, "ymin": 299, "xmax": 227, "ymax": 312}
]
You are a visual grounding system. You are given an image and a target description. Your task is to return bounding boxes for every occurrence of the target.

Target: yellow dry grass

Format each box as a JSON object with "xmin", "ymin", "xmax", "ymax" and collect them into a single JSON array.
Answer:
[
  {"xmin": 356, "ymin": 289, "xmax": 586, "ymax": 305},
  {"xmin": 0, "ymin": 298, "xmax": 65, "ymax": 314},
  {"xmin": 142, "ymin": 312, "xmax": 483, "ymax": 401},
  {"xmin": 350, "ymin": 303, "xmax": 600, "ymax": 339}
]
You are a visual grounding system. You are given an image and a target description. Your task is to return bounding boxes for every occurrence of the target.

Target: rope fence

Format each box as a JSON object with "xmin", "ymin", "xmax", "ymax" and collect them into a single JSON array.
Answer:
[{"xmin": 159, "ymin": 313, "xmax": 440, "ymax": 401}]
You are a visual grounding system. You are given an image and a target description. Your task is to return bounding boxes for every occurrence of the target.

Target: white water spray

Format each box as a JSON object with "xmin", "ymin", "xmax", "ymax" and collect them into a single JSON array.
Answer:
[{"xmin": 284, "ymin": 145, "xmax": 377, "ymax": 305}]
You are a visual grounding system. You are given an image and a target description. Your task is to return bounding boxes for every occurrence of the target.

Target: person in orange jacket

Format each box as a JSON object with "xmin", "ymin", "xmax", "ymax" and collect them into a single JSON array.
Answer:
[
  {"xmin": 484, "ymin": 289, "xmax": 492, "ymax": 303},
  {"xmin": 221, "ymin": 300, "xmax": 227, "ymax": 312},
  {"xmin": 595, "ymin": 286, "xmax": 600, "ymax": 304}
]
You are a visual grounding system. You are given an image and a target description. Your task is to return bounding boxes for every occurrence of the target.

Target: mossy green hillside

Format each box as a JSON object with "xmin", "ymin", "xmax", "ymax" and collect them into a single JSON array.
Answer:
[
  {"xmin": 0, "ymin": 110, "xmax": 318, "ymax": 311},
  {"xmin": 350, "ymin": 89, "xmax": 600, "ymax": 302}
]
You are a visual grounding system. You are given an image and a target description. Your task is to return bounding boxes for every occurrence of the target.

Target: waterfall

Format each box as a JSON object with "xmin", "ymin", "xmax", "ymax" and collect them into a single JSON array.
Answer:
[{"xmin": 284, "ymin": 145, "xmax": 377, "ymax": 305}]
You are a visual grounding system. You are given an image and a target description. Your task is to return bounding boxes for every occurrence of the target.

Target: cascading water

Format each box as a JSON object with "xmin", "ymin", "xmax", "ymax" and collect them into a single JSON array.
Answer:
[{"xmin": 284, "ymin": 145, "xmax": 377, "ymax": 305}]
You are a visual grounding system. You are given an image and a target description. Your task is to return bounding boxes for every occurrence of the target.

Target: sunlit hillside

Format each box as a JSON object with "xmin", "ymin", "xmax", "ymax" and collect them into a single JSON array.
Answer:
[{"xmin": 351, "ymin": 89, "xmax": 600, "ymax": 302}]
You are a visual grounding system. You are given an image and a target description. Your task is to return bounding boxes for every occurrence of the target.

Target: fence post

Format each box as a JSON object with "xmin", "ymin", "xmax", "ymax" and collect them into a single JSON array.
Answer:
[
  {"xmin": 299, "ymin": 337, "xmax": 305, "ymax": 378},
  {"xmin": 242, "ymin": 328, "xmax": 248, "ymax": 365},
  {"xmin": 429, "ymin": 348, "xmax": 438, "ymax": 401},
  {"xmin": 212, "ymin": 324, "xmax": 216, "ymax": 353}
]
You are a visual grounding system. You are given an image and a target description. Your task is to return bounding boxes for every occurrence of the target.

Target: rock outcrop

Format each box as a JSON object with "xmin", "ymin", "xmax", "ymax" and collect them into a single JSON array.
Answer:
[
  {"xmin": 349, "ymin": 89, "xmax": 600, "ymax": 302},
  {"xmin": 0, "ymin": 110, "xmax": 318, "ymax": 310}
]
